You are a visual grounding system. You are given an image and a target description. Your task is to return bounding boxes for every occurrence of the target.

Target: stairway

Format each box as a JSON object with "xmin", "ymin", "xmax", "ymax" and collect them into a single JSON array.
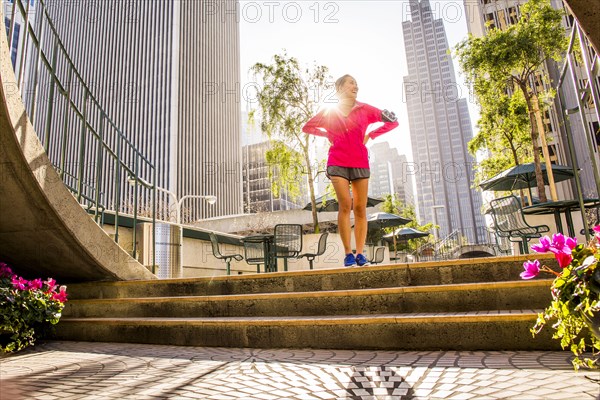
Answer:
[{"xmin": 52, "ymin": 254, "xmax": 560, "ymax": 350}]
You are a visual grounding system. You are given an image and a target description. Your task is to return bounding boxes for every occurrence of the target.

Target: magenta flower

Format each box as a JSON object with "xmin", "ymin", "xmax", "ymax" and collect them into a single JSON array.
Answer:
[
  {"xmin": 548, "ymin": 233, "xmax": 570, "ymax": 253},
  {"xmin": 51, "ymin": 286, "xmax": 68, "ymax": 303},
  {"xmin": 531, "ymin": 236, "xmax": 551, "ymax": 253},
  {"xmin": 11, "ymin": 276, "xmax": 29, "ymax": 290},
  {"xmin": 520, "ymin": 260, "xmax": 541, "ymax": 279},
  {"xmin": 554, "ymin": 252, "xmax": 573, "ymax": 269},
  {"xmin": 531, "ymin": 234, "xmax": 577, "ymax": 254},
  {"xmin": 565, "ymin": 236, "xmax": 577, "ymax": 250},
  {"xmin": 27, "ymin": 279, "xmax": 43, "ymax": 290},
  {"xmin": 530, "ymin": 234, "xmax": 576, "ymax": 268},
  {"xmin": 594, "ymin": 225, "xmax": 600, "ymax": 241},
  {"xmin": 0, "ymin": 263, "xmax": 13, "ymax": 278},
  {"xmin": 44, "ymin": 278, "xmax": 57, "ymax": 292}
]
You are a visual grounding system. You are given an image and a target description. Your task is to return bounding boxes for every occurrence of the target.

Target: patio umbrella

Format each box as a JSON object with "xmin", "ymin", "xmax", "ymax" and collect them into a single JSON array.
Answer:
[
  {"xmin": 366, "ymin": 212, "xmax": 411, "ymax": 229},
  {"xmin": 384, "ymin": 227, "xmax": 430, "ymax": 241},
  {"xmin": 479, "ymin": 163, "xmax": 576, "ymax": 198},
  {"xmin": 365, "ymin": 212, "xmax": 411, "ymax": 248},
  {"xmin": 383, "ymin": 227, "xmax": 430, "ymax": 253},
  {"xmin": 303, "ymin": 194, "xmax": 384, "ymax": 212}
]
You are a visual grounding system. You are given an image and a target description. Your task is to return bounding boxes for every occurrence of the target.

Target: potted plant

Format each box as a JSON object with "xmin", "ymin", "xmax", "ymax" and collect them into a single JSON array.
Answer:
[
  {"xmin": 0, "ymin": 262, "xmax": 68, "ymax": 353},
  {"xmin": 520, "ymin": 227, "xmax": 600, "ymax": 369}
]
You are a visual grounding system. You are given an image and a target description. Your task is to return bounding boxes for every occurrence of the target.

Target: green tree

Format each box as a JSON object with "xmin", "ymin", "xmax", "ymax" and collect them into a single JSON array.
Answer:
[
  {"xmin": 250, "ymin": 52, "xmax": 332, "ymax": 232},
  {"xmin": 456, "ymin": 0, "xmax": 568, "ymax": 202},
  {"xmin": 468, "ymin": 88, "xmax": 533, "ymax": 187}
]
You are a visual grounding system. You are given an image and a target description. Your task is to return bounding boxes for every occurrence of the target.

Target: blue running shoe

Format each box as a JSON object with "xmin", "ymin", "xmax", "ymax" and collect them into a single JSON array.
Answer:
[
  {"xmin": 356, "ymin": 253, "xmax": 370, "ymax": 267},
  {"xmin": 344, "ymin": 253, "xmax": 356, "ymax": 267}
]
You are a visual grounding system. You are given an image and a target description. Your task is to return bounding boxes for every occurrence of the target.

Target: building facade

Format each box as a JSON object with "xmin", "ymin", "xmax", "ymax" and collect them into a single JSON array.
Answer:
[
  {"xmin": 403, "ymin": 0, "xmax": 487, "ymax": 243},
  {"xmin": 464, "ymin": 0, "xmax": 600, "ymax": 199},
  {"xmin": 13, "ymin": 0, "xmax": 243, "ymax": 223},
  {"xmin": 368, "ymin": 142, "xmax": 415, "ymax": 207},
  {"xmin": 242, "ymin": 141, "xmax": 308, "ymax": 213}
]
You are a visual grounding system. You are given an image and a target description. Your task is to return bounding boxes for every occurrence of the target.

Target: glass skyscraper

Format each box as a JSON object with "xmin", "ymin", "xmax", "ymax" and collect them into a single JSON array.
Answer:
[{"xmin": 403, "ymin": 0, "xmax": 486, "ymax": 243}]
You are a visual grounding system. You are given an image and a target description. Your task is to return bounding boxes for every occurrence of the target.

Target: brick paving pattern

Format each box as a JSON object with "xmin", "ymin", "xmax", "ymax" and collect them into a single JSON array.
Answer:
[{"xmin": 0, "ymin": 341, "xmax": 598, "ymax": 399}]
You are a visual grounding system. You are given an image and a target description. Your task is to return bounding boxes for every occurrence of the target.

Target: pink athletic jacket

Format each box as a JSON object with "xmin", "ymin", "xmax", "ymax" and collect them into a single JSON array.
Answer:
[{"xmin": 302, "ymin": 101, "xmax": 399, "ymax": 169}]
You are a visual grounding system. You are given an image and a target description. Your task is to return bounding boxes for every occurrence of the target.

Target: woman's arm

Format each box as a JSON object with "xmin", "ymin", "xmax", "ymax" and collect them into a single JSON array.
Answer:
[
  {"xmin": 367, "ymin": 105, "xmax": 399, "ymax": 140},
  {"xmin": 302, "ymin": 110, "xmax": 328, "ymax": 137}
]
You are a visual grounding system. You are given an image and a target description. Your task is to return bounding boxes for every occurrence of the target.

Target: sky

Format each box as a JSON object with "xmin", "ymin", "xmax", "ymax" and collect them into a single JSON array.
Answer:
[{"xmin": 238, "ymin": 0, "xmax": 479, "ymax": 162}]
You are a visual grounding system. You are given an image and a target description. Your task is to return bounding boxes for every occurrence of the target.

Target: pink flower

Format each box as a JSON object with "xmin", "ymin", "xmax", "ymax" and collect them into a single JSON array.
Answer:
[
  {"xmin": 594, "ymin": 225, "xmax": 600, "ymax": 241},
  {"xmin": 0, "ymin": 263, "xmax": 13, "ymax": 278},
  {"xmin": 548, "ymin": 233, "xmax": 571, "ymax": 254},
  {"xmin": 555, "ymin": 252, "xmax": 573, "ymax": 269},
  {"xmin": 532, "ymin": 234, "xmax": 577, "ymax": 254},
  {"xmin": 520, "ymin": 260, "xmax": 541, "ymax": 279},
  {"xmin": 531, "ymin": 234, "xmax": 576, "ymax": 268},
  {"xmin": 44, "ymin": 278, "xmax": 57, "ymax": 292},
  {"xmin": 531, "ymin": 236, "xmax": 551, "ymax": 253},
  {"xmin": 27, "ymin": 279, "xmax": 43, "ymax": 290},
  {"xmin": 565, "ymin": 236, "xmax": 577, "ymax": 250},
  {"xmin": 51, "ymin": 286, "xmax": 68, "ymax": 303},
  {"xmin": 11, "ymin": 276, "xmax": 27, "ymax": 290}
]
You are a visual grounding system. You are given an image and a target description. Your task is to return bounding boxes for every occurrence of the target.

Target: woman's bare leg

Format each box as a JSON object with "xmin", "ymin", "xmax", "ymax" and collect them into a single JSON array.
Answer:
[
  {"xmin": 351, "ymin": 178, "xmax": 370, "ymax": 256},
  {"xmin": 331, "ymin": 176, "xmax": 353, "ymax": 255}
]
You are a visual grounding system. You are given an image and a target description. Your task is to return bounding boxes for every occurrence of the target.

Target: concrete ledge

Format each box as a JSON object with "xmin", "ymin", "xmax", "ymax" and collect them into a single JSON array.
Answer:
[
  {"xmin": 63, "ymin": 280, "xmax": 552, "ymax": 318},
  {"xmin": 0, "ymin": 7, "xmax": 155, "ymax": 282},
  {"xmin": 52, "ymin": 311, "xmax": 559, "ymax": 351},
  {"xmin": 65, "ymin": 253, "xmax": 557, "ymax": 299}
]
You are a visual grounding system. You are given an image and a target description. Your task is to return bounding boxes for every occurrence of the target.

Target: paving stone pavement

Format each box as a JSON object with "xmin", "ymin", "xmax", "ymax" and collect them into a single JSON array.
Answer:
[{"xmin": 0, "ymin": 341, "xmax": 598, "ymax": 399}]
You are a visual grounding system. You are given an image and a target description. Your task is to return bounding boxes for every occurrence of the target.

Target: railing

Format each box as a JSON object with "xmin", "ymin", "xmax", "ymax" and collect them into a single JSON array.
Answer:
[
  {"xmin": 3, "ymin": 0, "xmax": 155, "ymax": 267},
  {"xmin": 412, "ymin": 226, "xmax": 502, "ymax": 261},
  {"xmin": 554, "ymin": 16, "xmax": 600, "ymax": 242},
  {"xmin": 413, "ymin": 230, "xmax": 461, "ymax": 261}
]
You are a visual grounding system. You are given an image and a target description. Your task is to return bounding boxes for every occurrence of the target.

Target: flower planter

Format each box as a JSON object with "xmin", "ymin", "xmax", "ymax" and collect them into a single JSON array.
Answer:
[
  {"xmin": 520, "ymin": 229, "xmax": 600, "ymax": 369},
  {"xmin": 1, "ymin": 262, "xmax": 68, "ymax": 353}
]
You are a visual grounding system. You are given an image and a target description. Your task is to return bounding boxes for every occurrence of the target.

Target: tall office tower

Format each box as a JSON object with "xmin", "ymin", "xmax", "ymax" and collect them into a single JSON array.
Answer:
[
  {"xmin": 403, "ymin": 0, "xmax": 486, "ymax": 242},
  {"xmin": 368, "ymin": 142, "xmax": 415, "ymax": 207},
  {"xmin": 242, "ymin": 141, "xmax": 308, "ymax": 213},
  {"xmin": 464, "ymin": 0, "xmax": 599, "ymax": 199},
  {"xmin": 25, "ymin": 0, "xmax": 243, "ymax": 223}
]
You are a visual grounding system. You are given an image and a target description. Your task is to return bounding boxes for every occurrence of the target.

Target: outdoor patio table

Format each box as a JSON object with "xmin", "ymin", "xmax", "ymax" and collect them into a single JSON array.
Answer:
[
  {"xmin": 241, "ymin": 234, "xmax": 276, "ymax": 273},
  {"xmin": 523, "ymin": 198, "xmax": 600, "ymax": 238}
]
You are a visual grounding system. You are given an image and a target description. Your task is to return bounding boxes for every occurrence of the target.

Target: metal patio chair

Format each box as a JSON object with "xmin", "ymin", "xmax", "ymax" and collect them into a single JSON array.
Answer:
[
  {"xmin": 488, "ymin": 195, "xmax": 549, "ymax": 254},
  {"xmin": 273, "ymin": 224, "xmax": 303, "ymax": 272},
  {"xmin": 298, "ymin": 232, "xmax": 328, "ymax": 270},
  {"xmin": 209, "ymin": 232, "xmax": 243, "ymax": 275},
  {"xmin": 369, "ymin": 246, "xmax": 386, "ymax": 265}
]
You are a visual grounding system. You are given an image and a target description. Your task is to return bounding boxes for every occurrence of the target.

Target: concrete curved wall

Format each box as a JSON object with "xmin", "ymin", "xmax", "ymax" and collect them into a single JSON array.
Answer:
[{"xmin": 0, "ymin": 11, "xmax": 155, "ymax": 283}]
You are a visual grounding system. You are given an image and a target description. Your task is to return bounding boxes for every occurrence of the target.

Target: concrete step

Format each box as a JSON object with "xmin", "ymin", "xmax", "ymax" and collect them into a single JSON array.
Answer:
[
  {"xmin": 52, "ymin": 310, "xmax": 559, "ymax": 351},
  {"xmin": 63, "ymin": 280, "xmax": 553, "ymax": 318},
  {"xmin": 66, "ymin": 254, "xmax": 555, "ymax": 300},
  {"xmin": 54, "ymin": 255, "xmax": 560, "ymax": 351}
]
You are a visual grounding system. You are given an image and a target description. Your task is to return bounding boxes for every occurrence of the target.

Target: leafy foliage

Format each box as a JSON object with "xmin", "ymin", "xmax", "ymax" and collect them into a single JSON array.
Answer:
[
  {"xmin": 0, "ymin": 263, "xmax": 67, "ymax": 353},
  {"xmin": 468, "ymin": 89, "xmax": 533, "ymax": 187},
  {"xmin": 264, "ymin": 141, "xmax": 304, "ymax": 200},
  {"xmin": 249, "ymin": 52, "xmax": 333, "ymax": 231},
  {"xmin": 377, "ymin": 195, "xmax": 435, "ymax": 252},
  {"xmin": 455, "ymin": 0, "xmax": 568, "ymax": 200},
  {"xmin": 521, "ymin": 231, "xmax": 600, "ymax": 369}
]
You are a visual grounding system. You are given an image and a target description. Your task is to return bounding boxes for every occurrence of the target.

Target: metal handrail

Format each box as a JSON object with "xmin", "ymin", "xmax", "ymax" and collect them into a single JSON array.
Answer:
[
  {"xmin": 4, "ymin": 0, "xmax": 156, "ymax": 267},
  {"xmin": 554, "ymin": 16, "xmax": 600, "ymax": 242},
  {"xmin": 413, "ymin": 230, "xmax": 462, "ymax": 261}
]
